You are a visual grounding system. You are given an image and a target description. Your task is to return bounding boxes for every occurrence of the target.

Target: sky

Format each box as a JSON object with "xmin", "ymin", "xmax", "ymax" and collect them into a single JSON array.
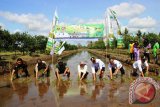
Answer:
[{"xmin": 0, "ymin": 0, "xmax": 160, "ymax": 45}]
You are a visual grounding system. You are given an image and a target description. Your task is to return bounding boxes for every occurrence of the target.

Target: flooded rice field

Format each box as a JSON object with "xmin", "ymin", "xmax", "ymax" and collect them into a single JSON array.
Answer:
[{"xmin": 0, "ymin": 51, "xmax": 160, "ymax": 107}]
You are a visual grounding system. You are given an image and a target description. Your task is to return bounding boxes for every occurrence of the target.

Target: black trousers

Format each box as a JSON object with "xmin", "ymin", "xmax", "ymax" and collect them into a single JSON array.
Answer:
[
  {"xmin": 130, "ymin": 53, "xmax": 134, "ymax": 60},
  {"xmin": 80, "ymin": 72, "xmax": 88, "ymax": 79},
  {"xmin": 144, "ymin": 53, "xmax": 150, "ymax": 63},
  {"xmin": 112, "ymin": 67, "xmax": 125, "ymax": 75}
]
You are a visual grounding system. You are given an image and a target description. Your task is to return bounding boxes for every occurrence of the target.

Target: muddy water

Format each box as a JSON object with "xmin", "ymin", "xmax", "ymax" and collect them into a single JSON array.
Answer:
[{"xmin": 0, "ymin": 51, "xmax": 160, "ymax": 107}]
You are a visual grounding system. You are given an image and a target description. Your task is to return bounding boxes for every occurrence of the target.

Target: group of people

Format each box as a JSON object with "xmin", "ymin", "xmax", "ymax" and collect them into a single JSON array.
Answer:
[
  {"xmin": 10, "ymin": 58, "xmax": 50, "ymax": 81},
  {"xmin": 10, "ymin": 55, "xmax": 150, "ymax": 81},
  {"xmin": 129, "ymin": 40, "xmax": 159, "ymax": 64},
  {"xmin": 55, "ymin": 57, "xmax": 105, "ymax": 81}
]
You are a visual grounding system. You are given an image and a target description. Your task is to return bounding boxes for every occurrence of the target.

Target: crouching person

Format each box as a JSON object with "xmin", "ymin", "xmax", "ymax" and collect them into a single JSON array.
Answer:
[
  {"xmin": 35, "ymin": 59, "xmax": 50, "ymax": 79},
  {"xmin": 90, "ymin": 57, "xmax": 105, "ymax": 81},
  {"xmin": 132, "ymin": 56, "xmax": 145, "ymax": 77},
  {"xmin": 108, "ymin": 58, "xmax": 125, "ymax": 79},
  {"xmin": 55, "ymin": 59, "xmax": 70, "ymax": 81},
  {"xmin": 78, "ymin": 61, "xmax": 88, "ymax": 81},
  {"xmin": 10, "ymin": 58, "xmax": 30, "ymax": 81}
]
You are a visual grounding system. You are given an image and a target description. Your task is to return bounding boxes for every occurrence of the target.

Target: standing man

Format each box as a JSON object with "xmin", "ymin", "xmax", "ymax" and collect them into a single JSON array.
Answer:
[
  {"xmin": 143, "ymin": 38, "xmax": 151, "ymax": 63},
  {"xmin": 153, "ymin": 41, "xmax": 159, "ymax": 64},
  {"xmin": 90, "ymin": 57, "xmax": 105, "ymax": 81},
  {"xmin": 78, "ymin": 61, "xmax": 88, "ymax": 81},
  {"xmin": 134, "ymin": 41, "xmax": 139, "ymax": 61},
  {"xmin": 34, "ymin": 59, "xmax": 50, "ymax": 79},
  {"xmin": 10, "ymin": 58, "xmax": 30, "ymax": 81},
  {"xmin": 108, "ymin": 58, "xmax": 125, "ymax": 79},
  {"xmin": 55, "ymin": 59, "xmax": 70, "ymax": 81},
  {"xmin": 129, "ymin": 40, "xmax": 134, "ymax": 60}
]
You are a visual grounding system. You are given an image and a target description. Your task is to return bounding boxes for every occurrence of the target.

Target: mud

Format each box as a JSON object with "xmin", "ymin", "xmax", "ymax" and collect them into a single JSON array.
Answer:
[{"xmin": 0, "ymin": 51, "xmax": 160, "ymax": 107}]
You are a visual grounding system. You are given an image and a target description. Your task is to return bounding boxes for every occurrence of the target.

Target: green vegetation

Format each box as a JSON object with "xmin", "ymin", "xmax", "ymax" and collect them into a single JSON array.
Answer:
[
  {"xmin": 0, "ymin": 29, "xmax": 47, "ymax": 54},
  {"xmin": 87, "ymin": 28, "xmax": 160, "ymax": 49},
  {"xmin": 64, "ymin": 42, "xmax": 78, "ymax": 50},
  {"xmin": 0, "ymin": 28, "xmax": 78, "ymax": 56},
  {"xmin": 122, "ymin": 28, "xmax": 160, "ymax": 49},
  {"xmin": 1, "ymin": 27, "xmax": 160, "ymax": 52},
  {"xmin": 87, "ymin": 39, "xmax": 105, "ymax": 49}
]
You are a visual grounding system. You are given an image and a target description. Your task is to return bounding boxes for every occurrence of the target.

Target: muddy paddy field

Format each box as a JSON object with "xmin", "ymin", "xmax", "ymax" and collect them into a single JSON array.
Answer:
[{"xmin": 0, "ymin": 51, "xmax": 160, "ymax": 107}]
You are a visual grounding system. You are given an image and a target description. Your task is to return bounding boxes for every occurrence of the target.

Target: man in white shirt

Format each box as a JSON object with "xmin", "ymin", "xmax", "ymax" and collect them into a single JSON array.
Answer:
[
  {"xmin": 78, "ymin": 61, "xmax": 88, "ymax": 81},
  {"xmin": 132, "ymin": 56, "xmax": 148, "ymax": 77},
  {"xmin": 108, "ymin": 58, "xmax": 125, "ymax": 79},
  {"xmin": 90, "ymin": 57, "xmax": 105, "ymax": 81}
]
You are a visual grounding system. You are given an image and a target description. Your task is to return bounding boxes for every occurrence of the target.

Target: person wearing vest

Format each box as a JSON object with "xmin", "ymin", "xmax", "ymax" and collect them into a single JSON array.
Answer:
[
  {"xmin": 35, "ymin": 59, "xmax": 50, "ymax": 79},
  {"xmin": 129, "ymin": 40, "xmax": 134, "ymax": 60}
]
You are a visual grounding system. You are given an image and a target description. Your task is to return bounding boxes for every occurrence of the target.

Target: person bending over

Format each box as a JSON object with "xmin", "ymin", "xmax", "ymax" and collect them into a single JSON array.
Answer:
[
  {"xmin": 78, "ymin": 61, "xmax": 88, "ymax": 81},
  {"xmin": 90, "ymin": 57, "xmax": 105, "ymax": 81},
  {"xmin": 108, "ymin": 58, "xmax": 125, "ymax": 79},
  {"xmin": 34, "ymin": 59, "xmax": 50, "ymax": 79},
  {"xmin": 10, "ymin": 58, "xmax": 30, "ymax": 81},
  {"xmin": 55, "ymin": 59, "xmax": 70, "ymax": 81},
  {"xmin": 132, "ymin": 56, "xmax": 146, "ymax": 77}
]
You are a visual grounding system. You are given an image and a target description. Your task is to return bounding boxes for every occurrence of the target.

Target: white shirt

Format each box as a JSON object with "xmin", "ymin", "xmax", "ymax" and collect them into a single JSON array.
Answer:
[
  {"xmin": 78, "ymin": 65, "xmax": 87, "ymax": 74},
  {"xmin": 133, "ymin": 60, "xmax": 142, "ymax": 72},
  {"xmin": 91, "ymin": 59, "xmax": 105, "ymax": 74},
  {"xmin": 142, "ymin": 61, "xmax": 149, "ymax": 69},
  {"xmin": 108, "ymin": 60, "xmax": 122, "ymax": 70}
]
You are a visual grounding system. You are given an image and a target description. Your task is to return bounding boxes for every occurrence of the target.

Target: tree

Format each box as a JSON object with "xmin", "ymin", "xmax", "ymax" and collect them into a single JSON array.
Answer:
[
  {"xmin": 124, "ymin": 28, "xmax": 129, "ymax": 35},
  {"xmin": 136, "ymin": 30, "xmax": 142, "ymax": 44},
  {"xmin": 87, "ymin": 39, "xmax": 105, "ymax": 49}
]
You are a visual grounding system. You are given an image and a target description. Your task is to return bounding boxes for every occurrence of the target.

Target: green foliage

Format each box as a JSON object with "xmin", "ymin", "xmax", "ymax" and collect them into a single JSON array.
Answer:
[
  {"xmin": 87, "ymin": 39, "xmax": 106, "ymax": 49},
  {"xmin": 121, "ymin": 28, "xmax": 160, "ymax": 49},
  {"xmin": 0, "ymin": 29, "xmax": 48, "ymax": 53},
  {"xmin": 143, "ymin": 32, "xmax": 160, "ymax": 47},
  {"xmin": 64, "ymin": 42, "xmax": 78, "ymax": 50}
]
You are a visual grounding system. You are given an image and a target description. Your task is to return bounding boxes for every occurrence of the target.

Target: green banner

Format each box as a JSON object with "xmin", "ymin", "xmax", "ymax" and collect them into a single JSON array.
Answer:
[
  {"xmin": 117, "ymin": 36, "xmax": 124, "ymax": 48},
  {"xmin": 46, "ymin": 37, "xmax": 55, "ymax": 52},
  {"xmin": 50, "ymin": 24, "xmax": 104, "ymax": 38}
]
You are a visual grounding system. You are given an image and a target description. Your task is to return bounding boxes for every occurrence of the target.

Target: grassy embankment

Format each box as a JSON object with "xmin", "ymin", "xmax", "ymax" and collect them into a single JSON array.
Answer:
[
  {"xmin": 87, "ymin": 49, "xmax": 160, "ymax": 72},
  {"xmin": 0, "ymin": 50, "xmax": 79, "ymax": 75}
]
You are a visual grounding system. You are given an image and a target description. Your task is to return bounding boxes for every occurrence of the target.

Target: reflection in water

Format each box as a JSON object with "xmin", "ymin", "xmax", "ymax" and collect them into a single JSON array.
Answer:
[
  {"xmin": 11, "ymin": 81, "xmax": 29, "ymax": 103},
  {"xmin": 91, "ymin": 80, "xmax": 105, "ymax": 100},
  {"xmin": 63, "ymin": 51, "xmax": 99, "ymax": 80},
  {"xmin": 55, "ymin": 80, "xmax": 71, "ymax": 98},
  {"xmin": 35, "ymin": 78, "xmax": 50, "ymax": 98},
  {"xmin": 1, "ymin": 51, "xmax": 147, "ymax": 107},
  {"xmin": 108, "ymin": 78, "xmax": 124, "ymax": 99},
  {"xmin": 78, "ymin": 81, "xmax": 87, "ymax": 96}
]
